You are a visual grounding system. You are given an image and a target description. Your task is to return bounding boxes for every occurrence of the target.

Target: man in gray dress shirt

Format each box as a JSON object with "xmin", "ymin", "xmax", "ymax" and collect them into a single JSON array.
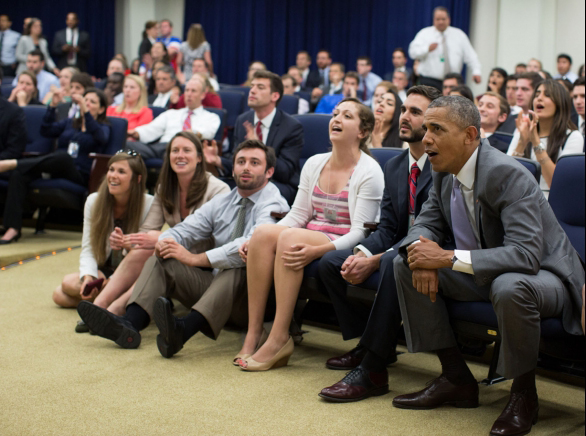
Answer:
[
  {"xmin": 390, "ymin": 96, "xmax": 584, "ymax": 436},
  {"xmin": 78, "ymin": 140, "xmax": 290, "ymax": 358}
]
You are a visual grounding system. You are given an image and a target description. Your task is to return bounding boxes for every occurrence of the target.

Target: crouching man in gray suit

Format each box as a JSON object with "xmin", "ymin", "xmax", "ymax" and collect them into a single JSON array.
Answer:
[{"xmin": 392, "ymin": 96, "xmax": 584, "ymax": 436}]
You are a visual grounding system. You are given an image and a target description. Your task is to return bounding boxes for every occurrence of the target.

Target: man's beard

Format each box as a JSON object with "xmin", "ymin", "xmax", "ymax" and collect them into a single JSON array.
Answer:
[{"xmin": 399, "ymin": 124, "xmax": 426, "ymax": 143}]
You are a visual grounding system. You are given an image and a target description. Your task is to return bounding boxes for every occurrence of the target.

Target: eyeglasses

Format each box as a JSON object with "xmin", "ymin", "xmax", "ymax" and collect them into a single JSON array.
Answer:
[{"xmin": 116, "ymin": 149, "xmax": 140, "ymax": 157}]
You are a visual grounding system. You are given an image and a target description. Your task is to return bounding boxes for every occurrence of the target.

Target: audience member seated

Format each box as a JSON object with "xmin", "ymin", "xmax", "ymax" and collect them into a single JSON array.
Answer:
[
  {"xmin": 139, "ymin": 42, "xmax": 169, "ymax": 80},
  {"xmin": 371, "ymin": 81, "xmax": 395, "ymax": 110},
  {"xmin": 179, "ymin": 24, "xmax": 213, "ymax": 84},
  {"xmin": 486, "ymin": 67, "xmax": 507, "ymax": 98},
  {"xmin": 12, "ymin": 49, "xmax": 59, "ymax": 101},
  {"xmin": 322, "ymin": 62, "xmax": 345, "ymax": 96},
  {"xmin": 0, "ymin": 89, "xmax": 110, "ymax": 244},
  {"xmin": 505, "ymin": 74, "xmax": 520, "ymax": 114},
  {"xmin": 156, "ymin": 19, "xmax": 181, "ymax": 69},
  {"xmin": 104, "ymin": 58, "xmax": 126, "ymax": 80},
  {"xmin": 7, "ymin": 70, "xmax": 42, "ymax": 107},
  {"xmin": 282, "ymin": 74, "xmax": 309, "ymax": 114},
  {"xmin": 499, "ymin": 72, "xmax": 542, "ymax": 134},
  {"xmin": 0, "ymin": 14, "xmax": 20, "ymax": 77},
  {"xmin": 527, "ymin": 58, "xmax": 542, "ymax": 73},
  {"xmin": 106, "ymin": 75, "xmax": 153, "ymax": 132},
  {"xmin": 296, "ymin": 51, "xmax": 319, "ymax": 91},
  {"xmin": 51, "ymin": 12, "xmax": 91, "ymax": 73},
  {"xmin": 127, "ymin": 77, "xmax": 220, "ymax": 159},
  {"xmin": 308, "ymin": 50, "xmax": 333, "ymax": 102},
  {"xmin": 579, "ymin": 64, "xmax": 585, "ymax": 78},
  {"xmin": 408, "ymin": 7, "xmax": 482, "ymax": 91},
  {"xmin": 43, "ymin": 66, "xmax": 78, "ymax": 105},
  {"xmin": 315, "ymin": 71, "xmax": 360, "ymax": 115},
  {"xmin": 370, "ymin": 89, "xmax": 403, "ymax": 148},
  {"xmin": 78, "ymin": 132, "xmax": 229, "ymax": 324},
  {"xmin": 0, "ymin": 98, "xmax": 27, "ymax": 182},
  {"xmin": 389, "ymin": 95, "xmax": 584, "ymax": 436},
  {"xmin": 242, "ymin": 61, "xmax": 266, "ymax": 87},
  {"xmin": 515, "ymin": 63, "xmax": 527, "ymax": 75},
  {"xmin": 138, "ymin": 21, "xmax": 157, "ymax": 61},
  {"xmin": 556, "ymin": 78, "xmax": 573, "ymax": 94},
  {"xmin": 508, "ymin": 79, "xmax": 584, "ymax": 197},
  {"xmin": 384, "ymin": 47, "xmax": 412, "ymax": 84},
  {"xmin": 147, "ymin": 65, "xmax": 176, "ymax": 108},
  {"xmin": 130, "ymin": 58, "xmax": 141, "ymax": 75},
  {"xmin": 77, "ymin": 140, "xmax": 289, "ymax": 355},
  {"xmin": 184, "ymin": 58, "xmax": 218, "ymax": 91},
  {"xmin": 286, "ymin": 66, "xmax": 304, "ymax": 92},
  {"xmin": 208, "ymin": 70, "xmax": 303, "ymax": 204},
  {"xmin": 442, "ymin": 72, "xmax": 464, "ymax": 96},
  {"xmin": 317, "ymin": 86, "xmax": 440, "ymax": 396},
  {"xmin": 146, "ymin": 59, "xmax": 171, "ymax": 95},
  {"xmin": 235, "ymin": 98, "xmax": 384, "ymax": 371},
  {"xmin": 52, "ymin": 152, "xmax": 153, "ymax": 319},
  {"xmin": 392, "ymin": 70, "xmax": 409, "ymax": 101},
  {"xmin": 15, "ymin": 18, "xmax": 58, "ymax": 76},
  {"xmin": 553, "ymin": 53, "xmax": 578, "ymax": 83},
  {"xmin": 478, "ymin": 91, "xmax": 511, "ymax": 152},
  {"xmin": 571, "ymin": 77, "xmax": 584, "ymax": 135},
  {"xmin": 356, "ymin": 56, "xmax": 382, "ymax": 106},
  {"xmin": 448, "ymin": 85, "xmax": 474, "ymax": 102},
  {"xmin": 103, "ymin": 72, "xmax": 125, "ymax": 106},
  {"xmin": 171, "ymin": 73, "xmax": 222, "ymax": 109},
  {"xmin": 56, "ymin": 71, "xmax": 94, "ymax": 120}
]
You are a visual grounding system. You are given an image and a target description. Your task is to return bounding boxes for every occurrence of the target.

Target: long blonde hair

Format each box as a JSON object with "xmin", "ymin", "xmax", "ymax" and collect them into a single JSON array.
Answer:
[
  {"xmin": 90, "ymin": 153, "xmax": 147, "ymax": 267},
  {"xmin": 186, "ymin": 23, "xmax": 206, "ymax": 50},
  {"xmin": 116, "ymin": 75, "xmax": 148, "ymax": 114}
]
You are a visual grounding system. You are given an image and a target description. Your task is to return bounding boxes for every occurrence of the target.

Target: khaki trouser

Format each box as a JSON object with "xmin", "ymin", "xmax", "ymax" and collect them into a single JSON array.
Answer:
[{"xmin": 128, "ymin": 256, "xmax": 248, "ymax": 339}]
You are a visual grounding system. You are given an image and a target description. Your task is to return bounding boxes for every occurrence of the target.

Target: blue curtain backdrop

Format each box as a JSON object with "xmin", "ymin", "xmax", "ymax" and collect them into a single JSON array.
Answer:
[
  {"xmin": 3, "ymin": 0, "xmax": 116, "ymax": 77},
  {"xmin": 184, "ymin": 0, "xmax": 472, "ymax": 85}
]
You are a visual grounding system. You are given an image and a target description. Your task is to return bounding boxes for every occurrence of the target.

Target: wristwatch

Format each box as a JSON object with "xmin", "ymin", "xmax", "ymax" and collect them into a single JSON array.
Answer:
[
  {"xmin": 533, "ymin": 141, "xmax": 546, "ymax": 154},
  {"xmin": 451, "ymin": 253, "xmax": 458, "ymax": 265}
]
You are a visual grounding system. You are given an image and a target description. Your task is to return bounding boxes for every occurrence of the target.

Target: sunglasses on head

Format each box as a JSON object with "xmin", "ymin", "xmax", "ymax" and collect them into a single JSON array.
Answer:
[{"xmin": 116, "ymin": 149, "xmax": 140, "ymax": 157}]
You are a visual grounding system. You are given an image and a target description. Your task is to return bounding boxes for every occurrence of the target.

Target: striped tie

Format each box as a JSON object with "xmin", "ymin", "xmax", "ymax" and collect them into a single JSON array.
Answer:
[
  {"xmin": 409, "ymin": 163, "xmax": 421, "ymax": 215},
  {"xmin": 182, "ymin": 110, "xmax": 193, "ymax": 131}
]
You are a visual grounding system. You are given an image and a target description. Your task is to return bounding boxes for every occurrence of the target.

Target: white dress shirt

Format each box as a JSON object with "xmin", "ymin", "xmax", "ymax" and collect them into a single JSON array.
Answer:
[
  {"xmin": 152, "ymin": 91, "xmax": 172, "ymax": 108},
  {"xmin": 253, "ymin": 107, "xmax": 277, "ymax": 144},
  {"xmin": 408, "ymin": 26, "xmax": 481, "ymax": 80},
  {"xmin": 355, "ymin": 151, "xmax": 428, "ymax": 258},
  {"xmin": 135, "ymin": 106, "xmax": 221, "ymax": 144},
  {"xmin": 553, "ymin": 71, "xmax": 579, "ymax": 83}
]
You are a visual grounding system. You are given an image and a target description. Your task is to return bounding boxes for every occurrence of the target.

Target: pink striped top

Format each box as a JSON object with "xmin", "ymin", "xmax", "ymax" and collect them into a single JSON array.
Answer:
[{"xmin": 306, "ymin": 176, "xmax": 352, "ymax": 241}]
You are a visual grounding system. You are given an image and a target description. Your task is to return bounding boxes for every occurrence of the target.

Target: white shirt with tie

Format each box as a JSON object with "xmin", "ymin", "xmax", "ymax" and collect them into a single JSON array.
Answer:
[
  {"xmin": 65, "ymin": 27, "xmax": 79, "ymax": 65},
  {"xmin": 408, "ymin": 25, "xmax": 481, "ymax": 81},
  {"xmin": 253, "ymin": 108, "xmax": 277, "ymax": 143}
]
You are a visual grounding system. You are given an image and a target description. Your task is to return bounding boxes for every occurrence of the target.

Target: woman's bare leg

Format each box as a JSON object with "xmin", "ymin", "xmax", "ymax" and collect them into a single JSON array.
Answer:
[
  {"xmin": 106, "ymin": 286, "xmax": 134, "ymax": 316},
  {"xmin": 238, "ymin": 224, "xmax": 288, "ymax": 356},
  {"xmin": 250, "ymin": 228, "xmax": 330, "ymax": 363},
  {"xmin": 93, "ymin": 249, "xmax": 153, "ymax": 309},
  {"xmin": 53, "ymin": 271, "xmax": 106, "ymax": 307}
]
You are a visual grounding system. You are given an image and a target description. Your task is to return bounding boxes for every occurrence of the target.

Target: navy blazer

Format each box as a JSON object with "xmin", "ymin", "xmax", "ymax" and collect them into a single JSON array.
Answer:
[
  {"xmin": 360, "ymin": 149, "xmax": 433, "ymax": 256},
  {"xmin": 498, "ymin": 113, "xmax": 518, "ymax": 134},
  {"xmin": 223, "ymin": 109, "xmax": 304, "ymax": 200},
  {"xmin": 303, "ymin": 69, "xmax": 322, "ymax": 92},
  {"xmin": 0, "ymin": 99, "xmax": 27, "ymax": 161}
]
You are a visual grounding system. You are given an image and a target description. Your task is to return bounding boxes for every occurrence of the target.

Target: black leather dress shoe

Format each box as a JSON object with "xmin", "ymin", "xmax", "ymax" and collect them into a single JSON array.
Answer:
[
  {"xmin": 75, "ymin": 320, "xmax": 90, "ymax": 333},
  {"xmin": 392, "ymin": 375, "xmax": 479, "ymax": 410},
  {"xmin": 326, "ymin": 344, "xmax": 397, "ymax": 370},
  {"xmin": 490, "ymin": 390, "xmax": 539, "ymax": 436},
  {"xmin": 319, "ymin": 366, "xmax": 389, "ymax": 402},
  {"xmin": 0, "ymin": 230, "xmax": 21, "ymax": 245},
  {"xmin": 77, "ymin": 301, "xmax": 141, "ymax": 349},
  {"xmin": 153, "ymin": 297, "xmax": 185, "ymax": 358}
]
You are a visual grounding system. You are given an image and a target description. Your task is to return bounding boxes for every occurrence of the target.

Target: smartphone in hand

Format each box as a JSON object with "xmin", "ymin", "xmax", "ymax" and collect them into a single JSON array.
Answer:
[{"xmin": 82, "ymin": 278, "xmax": 104, "ymax": 297}]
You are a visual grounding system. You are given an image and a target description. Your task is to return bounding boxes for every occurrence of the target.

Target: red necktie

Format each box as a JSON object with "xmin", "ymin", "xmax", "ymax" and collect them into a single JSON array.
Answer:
[
  {"xmin": 409, "ymin": 163, "xmax": 421, "ymax": 215},
  {"xmin": 182, "ymin": 110, "xmax": 193, "ymax": 131},
  {"xmin": 255, "ymin": 121, "xmax": 263, "ymax": 143}
]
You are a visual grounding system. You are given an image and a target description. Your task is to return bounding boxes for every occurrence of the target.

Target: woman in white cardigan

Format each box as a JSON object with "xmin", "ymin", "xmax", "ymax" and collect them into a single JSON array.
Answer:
[
  {"xmin": 52, "ymin": 152, "xmax": 153, "ymax": 325},
  {"xmin": 236, "ymin": 98, "xmax": 384, "ymax": 371},
  {"xmin": 15, "ymin": 18, "xmax": 58, "ymax": 76}
]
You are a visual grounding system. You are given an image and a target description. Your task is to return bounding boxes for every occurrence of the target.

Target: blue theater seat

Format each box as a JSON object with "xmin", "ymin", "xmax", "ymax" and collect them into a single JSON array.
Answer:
[
  {"xmin": 370, "ymin": 148, "xmax": 404, "ymax": 168},
  {"xmin": 292, "ymin": 114, "xmax": 331, "ymax": 169}
]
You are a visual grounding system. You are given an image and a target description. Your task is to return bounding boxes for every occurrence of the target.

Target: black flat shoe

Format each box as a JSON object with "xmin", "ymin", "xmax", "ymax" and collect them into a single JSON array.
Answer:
[
  {"xmin": 0, "ymin": 230, "xmax": 21, "ymax": 245},
  {"xmin": 75, "ymin": 320, "xmax": 90, "ymax": 333},
  {"xmin": 153, "ymin": 297, "xmax": 185, "ymax": 358},
  {"xmin": 77, "ymin": 301, "xmax": 141, "ymax": 349}
]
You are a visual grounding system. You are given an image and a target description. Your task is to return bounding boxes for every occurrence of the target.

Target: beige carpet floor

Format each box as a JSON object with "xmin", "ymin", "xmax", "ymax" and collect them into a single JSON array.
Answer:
[
  {"xmin": 0, "ymin": 228, "xmax": 81, "ymax": 268},
  {"xmin": 1, "ymin": 249, "xmax": 584, "ymax": 435}
]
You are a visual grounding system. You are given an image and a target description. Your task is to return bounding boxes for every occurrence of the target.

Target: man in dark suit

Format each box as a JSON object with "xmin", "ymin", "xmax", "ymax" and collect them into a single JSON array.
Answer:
[
  {"xmin": 52, "ymin": 12, "xmax": 91, "ymax": 72},
  {"xmin": 478, "ymin": 92, "xmax": 510, "ymax": 153},
  {"xmin": 147, "ymin": 65, "xmax": 176, "ymax": 109},
  {"xmin": 0, "ymin": 99, "xmax": 26, "ymax": 182},
  {"xmin": 208, "ymin": 70, "xmax": 303, "ymax": 204},
  {"xmin": 308, "ymin": 50, "xmax": 332, "ymax": 102},
  {"xmin": 318, "ymin": 85, "xmax": 441, "ymax": 401},
  {"xmin": 571, "ymin": 77, "xmax": 584, "ymax": 137},
  {"xmin": 499, "ymin": 72, "xmax": 542, "ymax": 134},
  {"xmin": 389, "ymin": 96, "xmax": 583, "ymax": 436}
]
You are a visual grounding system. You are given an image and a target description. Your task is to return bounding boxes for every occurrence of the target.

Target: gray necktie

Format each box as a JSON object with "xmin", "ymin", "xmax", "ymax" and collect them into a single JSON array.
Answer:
[
  {"xmin": 442, "ymin": 32, "xmax": 450, "ymax": 76},
  {"xmin": 230, "ymin": 197, "xmax": 251, "ymax": 241},
  {"xmin": 451, "ymin": 178, "xmax": 477, "ymax": 250}
]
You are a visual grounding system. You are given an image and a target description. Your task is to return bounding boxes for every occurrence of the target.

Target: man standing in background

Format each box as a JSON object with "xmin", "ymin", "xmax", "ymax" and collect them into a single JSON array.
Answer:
[
  {"xmin": 52, "ymin": 12, "xmax": 91, "ymax": 73},
  {"xmin": 0, "ymin": 15, "xmax": 20, "ymax": 77}
]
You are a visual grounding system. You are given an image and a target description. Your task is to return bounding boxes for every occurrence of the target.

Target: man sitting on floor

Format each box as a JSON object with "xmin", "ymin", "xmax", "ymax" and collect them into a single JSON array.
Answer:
[
  {"xmin": 391, "ymin": 96, "xmax": 583, "ymax": 436},
  {"xmin": 78, "ymin": 140, "xmax": 290, "ymax": 356}
]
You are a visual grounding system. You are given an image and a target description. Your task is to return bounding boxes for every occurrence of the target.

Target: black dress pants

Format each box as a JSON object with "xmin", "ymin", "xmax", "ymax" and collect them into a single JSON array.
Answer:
[{"xmin": 2, "ymin": 152, "xmax": 85, "ymax": 230}]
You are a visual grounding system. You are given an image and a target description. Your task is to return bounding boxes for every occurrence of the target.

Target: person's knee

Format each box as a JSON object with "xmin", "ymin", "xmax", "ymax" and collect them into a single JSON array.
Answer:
[
  {"xmin": 318, "ymin": 250, "xmax": 347, "ymax": 275},
  {"xmin": 490, "ymin": 273, "xmax": 532, "ymax": 306},
  {"xmin": 249, "ymin": 224, "xmax": 279, "ymax": 247},
  {"xmin": 276, "ymin": 227, "xmax": 301, "ymax": 251},
  {"xmin": 52, "ymin": 287, "xmax": 75, "ymax": 307},
  {"xmin": 380, "ymin": 250, "xmax": 399, "ymax": 271},
  {"xmin": 393, "ymin": 253, "xmax": 409, "ymax": 275}
]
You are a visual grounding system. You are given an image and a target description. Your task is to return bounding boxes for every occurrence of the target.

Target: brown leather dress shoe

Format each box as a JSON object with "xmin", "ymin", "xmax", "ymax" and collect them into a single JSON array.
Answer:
[
  {"xmin": 490, "ymin": 390, "xmax": 539, "ymax": 436},
  {"xmin": 319, "ymin": 366, "xmax": 389, "ymax": 402},
  {"xmin": 392, "ymin": 375, "xmax": 479, "ymax": 410},
  {"xmin": 326, "ymin": 345, "xmax": 367, "ymax": 370}
]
